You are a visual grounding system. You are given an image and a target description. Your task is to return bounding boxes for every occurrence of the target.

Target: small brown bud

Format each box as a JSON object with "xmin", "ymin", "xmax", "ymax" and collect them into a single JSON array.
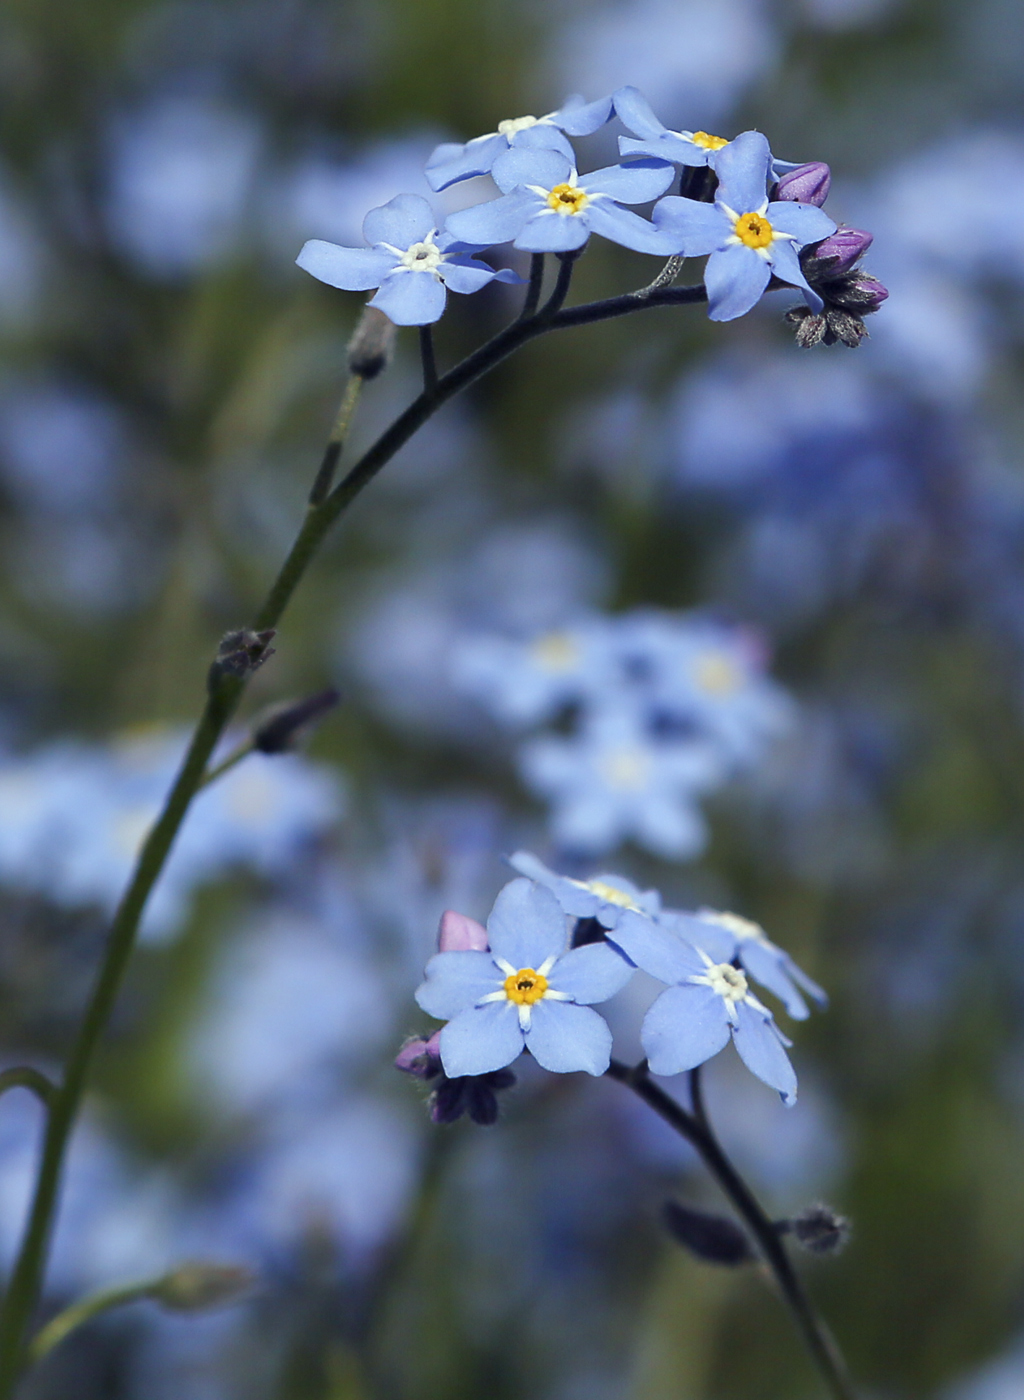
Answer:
[
  {"xmin": 152, "ymin": 1263, "xmax": 255, "ymax": 1312},
  {"xmin": 347, "ymin": 306, "xmax": 396, "ymax": 380}
]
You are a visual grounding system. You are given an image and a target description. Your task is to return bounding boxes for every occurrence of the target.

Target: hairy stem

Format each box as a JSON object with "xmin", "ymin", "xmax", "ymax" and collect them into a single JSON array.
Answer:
[
  {"xmin": 0, "ymin": 271, "xmax": 707, "ymax": 1395},
  {"xmin": 606, "ymin": 1059, "xmax": 855, "ymax": 1400}
]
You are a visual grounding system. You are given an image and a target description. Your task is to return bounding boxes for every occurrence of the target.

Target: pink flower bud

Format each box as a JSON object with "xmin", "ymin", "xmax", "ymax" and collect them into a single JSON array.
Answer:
[
  {"xmin": 395, "ymin": 1031, "xmax": 443, "ymax": 1079},
  {"xmin": 812, "ymin": 226, "xmax": 873, "ymax": 275},
  {"xmin": 438, "ymin": 909, "xmax": 489, "ymax": 951},
  {"xmin": 774, "ymin": 162, "xmax": 831, "ymax": 207}
]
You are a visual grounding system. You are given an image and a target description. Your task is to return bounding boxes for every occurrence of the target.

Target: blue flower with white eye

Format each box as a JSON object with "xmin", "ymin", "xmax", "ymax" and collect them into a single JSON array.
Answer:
[
  {"xmin": 425, "ymin": 94, "xmax": 615, "ymax": 191},
  {"xmin": 612, "ymin": 86, "xmax": 798, "ymax": 177},
  {"xmin": 508, "ymin": 850, "xmax": 660, "ymax": 931},
  {"xmin": 610, "ymin": 912, "xmax": 798, "ymax": 1103},
  {"xmin": 450, "ymin": 618, "xmax": 614, "ymax": 727},
  {"xmin": 445, "ymin": 148, "xmax": 676, "ymax": 256},
  {"xmin": 415, "ymin": 878, "xmax": 634, "ymax": 1077},
  {"xmin": 652, "ymin": 131, "xmax": 836, "ymax": 321},
  {"xmin": 658, "ymin": 908, "xmax": 827, "ymax": 1020},
  {"xmin": 296, "ymin": 193, "xmax": 521, "ymax": 326}
]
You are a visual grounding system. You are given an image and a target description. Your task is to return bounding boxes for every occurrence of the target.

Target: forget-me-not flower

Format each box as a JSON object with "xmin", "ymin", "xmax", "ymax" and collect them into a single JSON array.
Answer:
[
  {"xmin": 450, "ymin": 618, "xmax": 613, "ymax": 727},
  {"xmin": 613, "ymin": 86, "xmax": 798, "ymax": 177},
  {"xmin": 425, "ymin": 94, "xmax": 615, "ymax": 191},
  {"xmin": 445, "ymin": 148, "xmax": 675, "ymax": 256},
  {"xmin": 653, "ymin": 131, "xmax": 836, "ymax": 320},
  {"xmin": 296, "ymin": 193, "xmax": 520, "ymax": 326},
  {"xmin": 415, "ymin": 878, "xmax": 633, "ymax": 1077},
  {"xmin": 610, "ymin": 912, "xmax": 798, "ymax": 1102},
  {"xmin": 509, "ymin": 850, "xmax": 660, "ymax": 932}
]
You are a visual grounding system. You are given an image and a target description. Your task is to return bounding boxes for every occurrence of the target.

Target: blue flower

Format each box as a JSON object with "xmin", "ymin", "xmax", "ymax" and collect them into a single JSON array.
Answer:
[
  {"xmin": 613, "ymin": 86, "xmax": 797, "ymax": 177},
  {"xmin": 508, "ymin": 850, "xmax": 661, "ymax": 931},
  {"xmin": 445, "ymin": 149, "xmax": 676, "ymax": 256},
  {"xmin": 610, "ymin": 913, "xmax": 798, "ymax": 1103},
  {"xmin": 425, "ymin": 94, "xmax": 615, "ymax": 191},
  {"xmin": 652, "ymin": 131, "xmax": 836, "ymax": 320},
  {"xmin": 660, "ymin": 908, "xmax": 827, "ymax": 1020},
  {"xmin": 415, "ymin": 878, "xmax": 634, "ymax": 1076},
  {"xmin": 296, "ymin": 193, "xmax": 521, "ymax": 326},
  {"xmin": 450, "ymin": 618, "xmax": 614, "ymax": 726}
]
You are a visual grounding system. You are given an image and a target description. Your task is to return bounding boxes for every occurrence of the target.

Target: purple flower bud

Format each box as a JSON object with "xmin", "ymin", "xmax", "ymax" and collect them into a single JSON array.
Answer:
[
  {"xmin": 774, "ymin": 162, "xmax": 831, "ymax": 207},
  {"xmin": 438, "ymin": 909, "xmax": 489, "ymax": 952},
  {"xmin": 812, "ymin": 226, "xmax": 873, "ymax": 275},
  {"xmin": 849, "ymin": 273, "xmax": 888, "ymax": 312},
  {"xmin": 395, "ymin": 1031, "xmax": 443, "ymax": 1080}
]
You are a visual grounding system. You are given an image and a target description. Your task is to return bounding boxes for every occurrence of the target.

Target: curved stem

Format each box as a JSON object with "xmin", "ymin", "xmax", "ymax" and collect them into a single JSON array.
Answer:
[
  {"xmin": 517, "ymin": 254, "xmax": 545, "ymax": 320},
  {"xmin": 0, "ymin": 1069, "xmax": 55, "ymax": 1109},
  {"xmin": 607, "ymin": 1059, "xmax": 855, "ymax": 1400},
  {"xmin": 0, "ymin": 273, "xmax": 708, "ymax": 1396},
  {"xmin": 26, "ymin": 1278, "xmax": 162, "ymax": 1367}
]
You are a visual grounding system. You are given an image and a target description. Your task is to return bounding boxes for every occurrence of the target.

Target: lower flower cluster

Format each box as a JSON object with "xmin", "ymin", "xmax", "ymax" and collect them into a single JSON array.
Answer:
[{"xmin": 399, "ymin": 852, "xmax": 827, "ymax": 1112}]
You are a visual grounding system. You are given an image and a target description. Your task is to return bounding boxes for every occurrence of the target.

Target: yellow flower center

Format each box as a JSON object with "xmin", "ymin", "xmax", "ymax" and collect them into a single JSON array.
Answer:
[
  {"xmin": 691, "ymin": 131, "xmax": 729, "ymax": 151},
  {"xmin": 530, "ymin": 631, "xmax": 580, "ymax": 673},
  {"xmin": 733, "ymin": 211, "xmax": 774, "ymax": 249},
  {"xmin": 503, "ymin": 967, "xmax": 549, "ymax": 1004},
  {"xmin": 498, "ymin": 115, "xmax": 540, "ymax": 136},
  {"xmin": 694, "ymin": 652, "xmax": 740, "ymax": 695},
  {"xmin": 547, "ymin": 183, "xmax": 589, "ymax": 216},
  {"xmin": 585, "ymin": 879, "xmax": 639, "ymax": 910}
]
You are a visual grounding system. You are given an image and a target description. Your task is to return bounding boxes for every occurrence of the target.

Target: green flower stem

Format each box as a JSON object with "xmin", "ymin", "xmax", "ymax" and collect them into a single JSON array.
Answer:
[
  {"xmin": 0, "ymin": 1069, "xmax": 55, "ymax": 1108},
  {"xmin": 25, "ymin": 1278, "xmax": 164, "ymax": 1367},
  {"xmin": 198, "ymin": 738, "xmax": 254, "ymax": 789},
  {"xmin": 0, "ymin": 271, "xmax": 707, "ymax": 1396},
  {"xmin": 606, "ymin": 1059, "xmax": 856, "ymax": 1400}
]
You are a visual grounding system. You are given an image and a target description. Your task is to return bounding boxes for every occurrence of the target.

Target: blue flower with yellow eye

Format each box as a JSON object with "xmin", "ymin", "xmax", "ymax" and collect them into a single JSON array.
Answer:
[
  {"xmin": 425, "ymin": 94, "xmax": 615, "ymax": 191},
  {"xmin": 652, "ymin": 131, "xmax": 836, "ymax": 321},
  {"xmin": 415, "ymin": 878, "xmax": 633, "ymax": 1077},
  {"xmin": 444, "ymin": 148, "xmax": 675, "ymax": 256},
  {"xmin": 613, "ymin": 86, "xmax": 798, "ymax": 177},
  {"xmin": 296, "ymin": 193, "xmax": 521, "ymax": 326}
]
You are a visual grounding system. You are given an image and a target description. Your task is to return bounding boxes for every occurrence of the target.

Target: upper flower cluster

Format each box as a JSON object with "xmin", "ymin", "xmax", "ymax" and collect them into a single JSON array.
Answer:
[
  {"xmin": 451, "ymin": 608, "xmax": 792, "ymax": 859},
  {"xmin": 295, "ymin": 86, "xmax": 882, "ymax": 331},
  {"xmin": 406, "ymin": 852, "xmax": 827, "ymax": 1105}
]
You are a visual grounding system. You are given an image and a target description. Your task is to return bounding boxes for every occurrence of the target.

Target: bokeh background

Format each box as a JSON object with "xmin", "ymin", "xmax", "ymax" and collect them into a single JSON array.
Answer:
[{"xmin": 2, "ymin": 0, "xmax": 1024, "ymax": 1396}]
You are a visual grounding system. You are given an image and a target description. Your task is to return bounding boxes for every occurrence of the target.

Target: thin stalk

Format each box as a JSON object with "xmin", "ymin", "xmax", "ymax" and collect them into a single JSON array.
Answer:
[
  {"xmin": 418, "ymin": 325, "xmax": 438, "ymax": 392},
  {"xmin": 308, "ymin": 375, "xmax": 363, "ymax": 505},
  {"xmin": 0, "ymin": 271, "xmax": 709, "ymax": 1396},
  {"xmin": 26, "ymin": 1278, "xmax": 162, "ymax": 1366},
  {"xmin": 197, "ymin": 738, "xmax": 254, "ymax": 789},
  {"xmin": 517, "ymin": 254, "xmax": 545, "ymax": 320},
  {"xmin": 0, "ymin": 1070, "xmax": 55, "ymax": 1108},
  {"xmin": 607, "ymin": 1059, "xmax": 855, "ymax": 1400}
]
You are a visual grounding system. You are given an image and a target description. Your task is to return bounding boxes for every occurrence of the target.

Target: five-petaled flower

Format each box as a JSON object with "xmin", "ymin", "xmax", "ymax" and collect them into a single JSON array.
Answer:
[
  {"xmin": 509, "ymin": 850, "xmax": 661, "ymax": 932},
  {"xmin": 610, "ymin": 911, "xmax": 799, "ymax": 1102},
  {"xmin": 415, "ymin": 878, "xmax": 633, "ymax": 1077},
  {"xmin": 652, "ymin": 131, "xmax": 836, "ymax": 321},
  {"xmin": 426, "ymin": 94, "xmax": 614, "ymax": 191},
  {"xmin": 613, "ymin": 86, "xmax": 798, "ymax": 178},
  {"xmin": 296, "ymin": 193, "xmax": 520, "ymax": 326},
  {"xmin": 445, "ymin": 148, "xmax": 675, "ymax": 256}
]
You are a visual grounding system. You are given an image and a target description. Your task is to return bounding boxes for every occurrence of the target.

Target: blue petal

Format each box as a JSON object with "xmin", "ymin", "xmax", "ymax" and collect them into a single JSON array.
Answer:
[
  {"xmin": 438, "ymin": 258, "xmax": 503, "ymax": 294},
  {"xmin": 584, "ymin": 201, "xmax": 677, "ymax": 255},
  {"xmin": 491, "ymin": 146, "xmax": 573, "ymax": 195},
  {"xmin": 425, "ymin": 134, "xmax": 507, "ymax": 192},
  {"xmin": 788, "ymin": 957, "xmax": 828, "ymax": 1008},
  {"xmin": 661, "ymin": 910, "xmax": 736, "ymax": 963},
  {"xmin": 444, "ymin": 189, "xmax": 540, "ymax": 246},
  {"xmin": 619, "ymin": 134, "xmax": 708, "ymax": 167},
  {"xmin": 766, "ymin": 201, "xmax": 836, "ymax": 247},
  {"xmin": 713, "ymin": 130, "xmax": 772, "ymax": 215},
  {"xmin": 487, "ymin": 878, "xmax": 567, "ymax": 970},
  {"xmin": 547, "ymin": 942, "xmax": 634, "ymax": 1003},
  {"xmin": 704, "ymin": 245, "xmax": 771, "ymax": 321},
  {"xmin": 362, "ymin": 194, "xmax": 435, "ymax": 249},
  {"xmin": 611, "ymin": 85, "xmax": 666, "ymax": 140},
  {"xmin": 514, "ymin": 211, "xmax": 591, "ymax": 253},
  {"xmin": 641, "ymin": 984, "xmax": 731, "ymax": 1076},
  {"xmin": 731, "ymin": 1001, "xmax": 798, "ymax": 1105},
  {"xmin": 555, "ymin": 93, "xmax": 615, "ymax": 137},
  {"xmin": 765, "ymin": 238, "xmax": 823, "ymax": 312},
  {"xmin": 526, "ymin": 1001, "xmax": 612, "ymax": 1074},
  {"xmin": 508, "ymin": 852, "xmax": 600, "ymax": 918},
  {"xmin": 511, "ymin": 125, "xmax": 575, "ymax": 161},
  {"xmin": 295, "ymin": 240, "xmax": 396, "ymax": 291},
  {"xmin": 581, "ymin": 159, "xmax": 674, "ymax": 205},
  {"xmin": 440, "ymin": 1001, "xmax": 524, "ymax": 1077},
  {"xmin": 369, "ymin": 271, "xmax": 447, "ymax": 325},
  {"xmin": 415, "ymin": 950, "xmax": 503, "ymax": 1020},
  {"xmin": 738, "ymin": 941, "xmax": 809, "ymax": 1020},
  {"xmin": 652, "ymin": 197, "xmax": 728, "ymax": 256},
  {"xmin": 609, "ymin": 911, "xmax": 704, "ymax": 984}
]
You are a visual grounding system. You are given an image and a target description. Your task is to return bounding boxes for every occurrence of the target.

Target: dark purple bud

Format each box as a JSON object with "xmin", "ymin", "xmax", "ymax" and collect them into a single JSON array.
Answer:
[
  {"xmin": 395, "ymin": 1031, "xmax": 443, "ymax": 1080},
  {"xmin": 429, "ymin": 1077, "xmax": 468, "ymax": 1124},
  {"xmin": 812, "ymin": 226, "xmax": 873, "ymax": 275},
  {"xmin": 774, "ymin": 162, "xmax": 831, "ymax": 207},
  {"xmin": 252, "ymin": 688, "xmax": 340, "ymax": 754},
  {"xmin": 662, "ymin": 1201, "xmax": 755, "ymax": 1266},
  {"xmin": 848, "ymin": 273, "xmax": 888, "ymax": 312}
]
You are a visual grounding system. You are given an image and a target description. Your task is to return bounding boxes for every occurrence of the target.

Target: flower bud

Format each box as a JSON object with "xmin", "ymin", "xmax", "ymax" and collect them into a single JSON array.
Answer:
[
  {"xmin": 810, "ymin": 226, "xmax": 873, "ymax": 275},
  {"xmin": 252, "ymin": 687, "xmax": 340, "ymax": 754},
  {"xmin": 780, "ymin": 1203, "xmax": 851, "ymax": 1255},
  {"xmin": 847, "ymin": 273, "xmax": 888, "ymax": 312},
  {"xmin": 152, "ymin": 1263, "xmax": 254, "ymax": 1312},
  {"xmin": 438, "ymin": 910, "xmax": 489, "ymax": 952},
  {"xmin": 207, "ymin": 629, "xmax": 276, "ymax": 692},
  {"xmin": 395, "ymin": 1031, "xmax": 443, "ymax": 1080},
  {"xmin": 662, "ymin": 1201, "xmax": 755, "ymax": 1266},
  {"xmin": 347, "ymin": 306, "xmax": 396, "ymax": 381},
  {"xmin": 774, "ymin": 162, "xmax": 831, "ymax": 207}
]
